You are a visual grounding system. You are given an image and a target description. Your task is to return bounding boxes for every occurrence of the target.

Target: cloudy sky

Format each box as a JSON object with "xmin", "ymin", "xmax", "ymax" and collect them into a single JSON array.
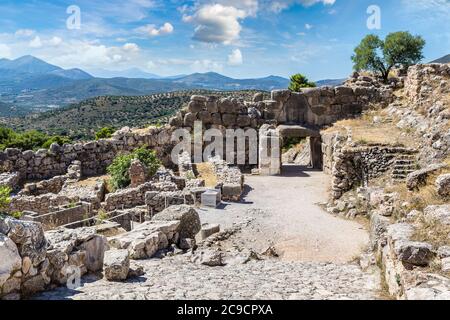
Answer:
[{"xmin": 0, "ymin": 0, "xmax": 449, "ymax": 80}]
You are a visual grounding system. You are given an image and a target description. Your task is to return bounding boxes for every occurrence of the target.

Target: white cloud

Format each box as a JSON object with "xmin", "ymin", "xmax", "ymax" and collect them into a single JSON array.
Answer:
[
  {"xmin": 192, "ymin": 59, "xmax": 224, "ymax": 73},
  {"xmin": 305, "ymin": 23, "xmax": 313, "ymax": 30},
  {"xmin": 15, "ymin": 29, "xmax": 35, "ymax": 37},
  {"xmin": 0, "ymin": 44, "xmax": 12, "ymax": 58},
  {"xmin": 48, "ymin": 36, "xmax": 63, "ymax": 46},
  {"xmin": 135, "ymin": 23, "xmax": 174, "ymax": 37},
  {"xmin": 185, "ymin": 4, "xmax": 247, "ymax": 45},
  {"xmin": 29, "ymin": 36, "xmax": 42, "ymax": 48},
  {"xmin": 269, "ymin": 0, "xmax": 335, "ymax": 13},
  {"xmin": 123, "ymin": 43, "xmax": 140, "ymax": 52},
  {"xmin": 228, "ymin": 48, "xmax": 243, "ymax": 65}
]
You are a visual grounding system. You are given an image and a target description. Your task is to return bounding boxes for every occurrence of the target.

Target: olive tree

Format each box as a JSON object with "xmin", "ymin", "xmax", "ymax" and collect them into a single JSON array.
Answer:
[{"xmin": 352, "ymin": 31, "xmax": 425, "ymax": 82}]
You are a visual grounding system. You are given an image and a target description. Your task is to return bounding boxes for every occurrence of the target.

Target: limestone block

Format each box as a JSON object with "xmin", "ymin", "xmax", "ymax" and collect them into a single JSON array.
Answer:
[{"xmin": 103, "ymin": 249, "xmax": 130, "ymax": 281}]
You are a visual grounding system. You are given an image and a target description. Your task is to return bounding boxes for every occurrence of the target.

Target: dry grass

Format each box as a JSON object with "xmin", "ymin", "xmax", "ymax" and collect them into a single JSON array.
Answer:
[
  {"xmin": 322, "ymin": 109, "xmax": 418, "ymax": 148},
  {"xmin": 74, "ymin": 175, "xmax": 109, "ymax": 188},
  {"xmin": 195, "ymin": 162, "xmax": 218, "ymax": 188},
  {"xmin": 412, "ymin": 215, "xmax": 450, "ymax": 248}
]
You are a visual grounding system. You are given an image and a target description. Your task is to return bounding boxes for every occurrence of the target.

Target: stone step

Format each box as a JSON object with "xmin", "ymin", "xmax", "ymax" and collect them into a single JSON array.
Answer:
[
  {"xmin": 393, "ymin": 165, "xmax": 415, "ymax": 168},
  {"xmin": 395, "ymin": 160, "xmax": 414, "ymax": 165}
]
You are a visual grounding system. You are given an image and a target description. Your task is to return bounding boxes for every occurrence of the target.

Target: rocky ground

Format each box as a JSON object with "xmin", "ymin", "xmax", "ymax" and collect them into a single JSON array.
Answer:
[
  {"xmin": 33, "ymin": 165, "xmax": 381, "ymax": 300},
  {"xmin": 34, "ymin": 256, "xmax": 380, "ymax": 300}
]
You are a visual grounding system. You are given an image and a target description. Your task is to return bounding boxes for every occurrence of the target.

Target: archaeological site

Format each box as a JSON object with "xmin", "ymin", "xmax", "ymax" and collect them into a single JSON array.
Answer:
[
  {"xmin": 0, "ymin": 1, "xmax": 449, "ymax": 307},
  {"xmin": 1, "ymin": 62, "xmax": 449, "ymax": 301}
]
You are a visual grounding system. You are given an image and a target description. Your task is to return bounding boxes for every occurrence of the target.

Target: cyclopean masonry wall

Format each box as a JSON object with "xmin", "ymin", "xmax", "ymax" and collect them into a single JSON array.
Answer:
[{"xmin": 0, "ymin": 84, "xmax": 390, "ymax": 184}]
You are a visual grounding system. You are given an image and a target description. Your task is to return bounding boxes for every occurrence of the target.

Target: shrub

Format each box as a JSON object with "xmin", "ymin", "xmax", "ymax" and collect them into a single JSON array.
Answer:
[
  {"xmin": 95, "ymin": 127, "xmax": 116, "ymax": 140},
  {"xmin": 107, "ymin": 147, "xmax": 161, "ymax": 191},
  {"xmin": 0, "ymin": 186, "xmax": 11, "ymax": 213}
]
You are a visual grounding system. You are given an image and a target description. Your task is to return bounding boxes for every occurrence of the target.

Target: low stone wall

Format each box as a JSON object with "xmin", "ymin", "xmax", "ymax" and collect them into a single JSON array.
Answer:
[
  {"xmin": 103, "ymin": 181, "xmax": 178, "ymax": 212},
  {"xmin": 330, "ymin": 145, "xmax": 417, "ymax": 199},
  {"xmin": 0, "ymin": 126, "xmax": 174, "ymax": 182},
  {"xmin": 19, "ymin": 175, "xmax": 68, "ymax": 196},
  {"xmin": 9, "ymin": 194, "xmax": 75, "ymax": 215},
  {"xmin": 22, "ymin": 202, "xmax": 93, "ymax": 229}
]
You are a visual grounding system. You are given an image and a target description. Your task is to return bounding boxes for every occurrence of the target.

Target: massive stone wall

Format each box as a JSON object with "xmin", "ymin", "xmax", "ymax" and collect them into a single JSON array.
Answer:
[
  {"xmin": 405, "ymin": 63, "xmax": 450, "ymax": 108},
  {"xmin": 0, "ymin": 84, "xmax": 389, "ymax": 183},
  {"xmin": 171, "ymin": 86, "xmax": 382, "ymax": 131}
]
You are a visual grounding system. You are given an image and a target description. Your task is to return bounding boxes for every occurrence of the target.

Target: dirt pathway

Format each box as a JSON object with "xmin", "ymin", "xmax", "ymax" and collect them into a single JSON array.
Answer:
[{"xmin": 198, "ymin": 165, "xmax": 369, "ymax": 263}]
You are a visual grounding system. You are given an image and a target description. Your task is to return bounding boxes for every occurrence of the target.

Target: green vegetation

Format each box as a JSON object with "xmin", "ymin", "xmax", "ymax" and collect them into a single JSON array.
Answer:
[
  {"xmin": 0, "ymin": 126, "xmax": 71, "ymax": 151},
  {"xmin": 7, "ymin": 90, "xmax": 266, "ymax": 141},
  {"xmin": 352, "ymin": 31, "xmax": 425, "ymax": 82},
  {"xmin": 0, "ymin": 186, "xmax": 11, "ymax": 213},
  {"xmin": 282, "ymin": 137, "xmax": 305, "ymax": 153},
  {"xmin": 95, "ymin": 127, "xmax": 116, "ymax": 140},
  {"xmin": 288, "ymin": 74, "xmax": 316, "ymax": 92},
  {"xmin": 107, "ymin": 147, "xmax": 161, "ymax": 191}
]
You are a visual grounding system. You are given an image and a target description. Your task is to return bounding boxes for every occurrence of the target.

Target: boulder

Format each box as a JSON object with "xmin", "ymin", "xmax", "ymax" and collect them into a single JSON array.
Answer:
[
  {"xmin": 441, "ymin": 257, "xmax": 450, "ymax": 273},
  {"xmin": 424, "ymin": 204, "xmax": 450, "ymax": 225},
  {"xmin": 253, "ymin": 92, "xmax": 264, "ymax": 103},
  {"xmin": 437, "ymin": 246, "xmax": 450, "ymax": 259},
  {"xmin": 222, "ymin": 113, "xmax": 237, "ymax": 127},
  {"xmin": 198, "ymin": 249, "xmax": 225, "ymax": 267},
  {"xmin": 127, "ymin": 261, "xmax": 144, "ymax": 278},
  {"xmin": 128, "ymin": 159, "xmax": 148, "ymax": 188},
  {"xmin": 436, "ymin": 174, "xmax": 450, "ymax": 198},
  {"xmin": 103, "ymin": 250, "xmax": 130, "ymax": 281},
  {"xmin": 0, "ymin": 234, "xmax": 22, "ymax": 290},
  {"xmin": 406, "ymin": 164, "xmax": 447, "ymax": 191},
  {"xmin": 393, "ymin": 240, "xmax": 434, "ymax": 266},
  {"xmin": 152, "ymin": 205, "xmax": 201, "ymax": 240},
  {"xmin": 108, "ymin": 221, "xmax": 179, "ymax": 259},
  {"xmin": 0, "ymin": 217, "xmax": 47, "ymax": 267},
  {"xmin": 222, "ymin": 184, "xmax": 242, "ymax": 201},
  {"xmin": 188, "ymin": 101, "xmax": 204, "ymax": 113},
  {"xmin": 200, "ymin": 224, "xmax": 220, "ymax": 240}
]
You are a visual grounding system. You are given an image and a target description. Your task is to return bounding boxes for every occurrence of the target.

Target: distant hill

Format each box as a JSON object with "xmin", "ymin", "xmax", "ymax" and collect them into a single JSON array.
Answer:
[
  {"xmin": 431, "ymin": 54, "xmax": 450, "ymax": 64},
  {"xmin": 0, "ymin": 55, "xmax": 60, "ymax": 75},
  {"xmin": 315, "ymin": 79, "xmax": 345, "ymax": 87},
  {"xmin": 6, "ymin": 90, "xmax": 268, "ymax": 140},
  {"xmin": 0, "ymin": 56, "xmax": 289, "ymax": 113},
  {"xmin": 89, "ymin": 68, "xmax": 161, "ymax": 79}
]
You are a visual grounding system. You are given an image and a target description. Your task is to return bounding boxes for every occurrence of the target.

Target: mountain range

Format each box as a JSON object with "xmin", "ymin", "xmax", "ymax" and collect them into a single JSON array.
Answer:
[
  {"xmin": 0, "ymin": 56, "xmax": 291, "ymax": 113},
  {"xmin": 431, "ymin": 54, "xmax": 450, "ymax": 64}
]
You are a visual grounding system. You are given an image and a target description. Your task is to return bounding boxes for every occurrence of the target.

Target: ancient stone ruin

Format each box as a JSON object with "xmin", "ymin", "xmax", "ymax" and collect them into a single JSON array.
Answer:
[{"xmin": 1, "ymin": 63, "xmax": 450, "ymax": 300}]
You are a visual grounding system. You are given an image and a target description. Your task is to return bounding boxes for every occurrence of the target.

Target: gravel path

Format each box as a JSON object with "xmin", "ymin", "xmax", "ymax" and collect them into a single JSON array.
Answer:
[
  {"xmin": 33, "ymin": 165, "xmax": 380, "ymax": 300},
  {"xmin": 34, "ymin": 256, "xmax": 380, "ymax": 300},
  {"xmin": 198, "ymin": 165, "xmax": 369, "ymax": 263}
]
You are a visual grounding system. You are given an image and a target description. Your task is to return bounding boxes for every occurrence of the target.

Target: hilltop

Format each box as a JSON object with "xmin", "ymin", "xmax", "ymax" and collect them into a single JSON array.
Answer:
[
  {"xmin": 5, "ymin": 90, "xmax": 267, "ymax": 140},
  {"xmin": 0, "ymin": 56, "xmax": 288, "ymax": 114}
]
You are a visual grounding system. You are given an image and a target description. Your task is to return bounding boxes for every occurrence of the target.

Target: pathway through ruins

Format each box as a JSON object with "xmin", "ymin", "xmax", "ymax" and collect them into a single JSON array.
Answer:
[{"xmin": 34, "ymin": 166, "xmax": 381, "ymax": 300}]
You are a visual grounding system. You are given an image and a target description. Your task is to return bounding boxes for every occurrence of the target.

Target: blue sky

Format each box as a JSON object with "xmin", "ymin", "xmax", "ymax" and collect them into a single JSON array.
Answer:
[{"xmin": 0, "ymin": 0, "xmax": 449, "ymax": 80}]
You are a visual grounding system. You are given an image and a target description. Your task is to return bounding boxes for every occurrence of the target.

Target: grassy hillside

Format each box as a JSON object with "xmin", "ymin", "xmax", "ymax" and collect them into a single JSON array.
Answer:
[{"xmin": 6, "ymin": 90, "xmax": 267, "ymax": 140}]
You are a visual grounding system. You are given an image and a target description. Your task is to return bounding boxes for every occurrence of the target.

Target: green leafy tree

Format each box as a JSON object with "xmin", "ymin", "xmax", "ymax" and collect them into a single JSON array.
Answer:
[
  {"xmin": 95, "ymin": 127, "xmax": 116, "ymax": 140},
  {"xmin": 0, "ymin": 126, "xmax": 72, "ymax": 151},
  {"xmin": 107, "ymin": 147, "xmax": 161, "ymax": 190},
  {"xmin": 288, "ymin": 74, "xmax": 316, "ymax": 92},
  {"xmin": 352, "ymin": 31, "xmax": 425, "ymax": 82}
]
